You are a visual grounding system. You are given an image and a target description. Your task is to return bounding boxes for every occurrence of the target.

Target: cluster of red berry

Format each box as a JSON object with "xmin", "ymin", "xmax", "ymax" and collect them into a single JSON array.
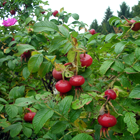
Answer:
[{"xmin": 52, "ymin": 53, "xmax": 92, "ymax": 96}]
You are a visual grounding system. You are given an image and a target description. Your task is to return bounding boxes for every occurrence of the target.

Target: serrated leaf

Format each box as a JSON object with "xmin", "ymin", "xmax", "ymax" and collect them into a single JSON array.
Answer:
[
  {"xmin": 99, "ymin": 60, "xmax": 114, "ymax": 75},
  {"xmin": 34, "ymin": 21, "xmax": 59, "ymax": 32},
  {"xmin": 43, "ymin": 131, "xmax": 57, "ymax": 140},
  {"xmin": 123, "ymin": 53, "xmax": 134, "ymax": 65},
  {"xmin": 58, "ymin": 25, "xmax": 70, "ymax": 38},
  {"xmin": 0, "ymin": 98, "xmax": 8, "ymax": 104},
  {"xmin": 71, "ymin": 13, "xmax": 79, "ymax": 20},
  {"xmin": 118, "ymin": 75, "xmax": 130, "ymax": 87},
  {"xmin": 72, "ymin": 133, "xmax": 93, "ymax": 140},
  {"xmin": 72, "ymin": 94, "xmax": 92, "ymax": 109},
  {"xmin": 38, "ymin": 61, "xmax": 53, "ymax": 77},
  {"xmin": 129, "ymin": 85, "xmax": 140, "ymax": 98},
  {"xmin": 124, "ymin": 112, "xmax": 139, "ymax": 134},
  {"xmin": 50, "ymin": 121, "xmax": 68, "ymax": 134},
  {"xmin": 28, "ymin": 54, "xmax": 43, "ymax": 73},
  {"xmin": 6, "ymin": 104, "xmax": 18, "ymax": 118},
  {"xmin": 114, "ymin": 41, "xmax": 127, "ymax": 54},
  {"xmin": 25, "ymin": 17, "xmax": 33, "ymax": 25},
  {"xmin": 111, "ymin": 61, "xmax": 124, "ymax": 72},
  {"xmin": 16, "ymin": 44, "xmax": 35, "ymax": 56},
  {"xmin": 133, "ymin": 39, "xmax": 140, "ymax": 46},
  {"xmin": 59, "ymin": 96, "xmax": 73, "ymax": 115},
  {"xmin": 0, "ymin": 119, "xmax": 10, "ymax": 128},
  {"xmin": 133, "ymin": 62, "xmax": 140, "ymax": 72},
  {"xmin": 22, "ymin": 67, "xmax": 30, "ymax": 79},
  {"xmin": 0, "ymin": 104, "xmax": 4, "ymax": 112},
  {"xmin": 15, "ymin": 97, "xmax": 35, "ymax": 107},
  {"xmin": 69, "ymin": 109, "xmax": 82, "ymax": 122},
  {"xmin": 105, "ymin": 33, "xmax": 117, "ymax": 42},
  {"xmin": 124, "ymin": 67, "xmax": 137, "ymax": 74},
  {"xmin": 135, "ymin": 47, "xmax": 140, "ymax": 60},
  {"xmin": 63, "ymin": 42, "xmax": 73, "ymax": 54},
  {"xmin": 7, "ymin": 60, "xmax": 15, "ymax": 70},
  {"xmin": 33, "ymin": 109, "xmax": 54, "ymax": 134},
  {"xmin": 23, "ymin": 126, "xmax": 32, "ymax": 138}
]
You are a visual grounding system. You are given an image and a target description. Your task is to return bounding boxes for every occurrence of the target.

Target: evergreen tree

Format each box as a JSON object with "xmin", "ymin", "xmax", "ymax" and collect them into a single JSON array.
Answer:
[
  {"xmin": 101, "ymin": 7, "xmax": 114, "ymax": 34},
  {"xmin": 117, "ymin": 2, "xmax": 132, "ymax": 19},
  {"xmin": 132, "ymin": 1, "xmax": 140, "ymax": 17},
  {"xmin": 89, "ymin": 19, "xmax": 98, "ymax": 30}
]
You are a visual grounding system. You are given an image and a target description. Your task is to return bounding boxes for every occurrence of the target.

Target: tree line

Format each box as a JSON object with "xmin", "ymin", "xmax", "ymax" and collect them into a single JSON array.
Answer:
[{"xmin": 89, "ymin": 1, "xmax": 140, "ymax": 34}]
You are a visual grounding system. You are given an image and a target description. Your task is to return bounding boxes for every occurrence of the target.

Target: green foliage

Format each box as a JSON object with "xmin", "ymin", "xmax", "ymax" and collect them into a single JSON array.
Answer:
[{"xmin": 1, "ymin": 0, "xmax": 140, "ymax": 140}]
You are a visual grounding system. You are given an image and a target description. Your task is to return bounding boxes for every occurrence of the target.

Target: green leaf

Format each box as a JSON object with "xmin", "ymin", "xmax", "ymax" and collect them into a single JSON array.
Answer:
[
  {"xmin": 22, "ymin": 67, "xmax": 30, "ymax": 79},
  {"xmin": 33, "ymin": 109, "xmax": 54, "ymax": 134},
  {"xmin": 135, "ymin": 47, "xmax": 140, "ymax": 60},
  {"xmin": 0, "ymin": 98, "xmax": 8, "ymax": 104},
  {"xmin": 50, "ymin": 121, "xmax": 68, "ymax": 134},
  {"xmin": 67, "ymin": 49, "xmax": 76, "ymax": 62},
  {"xmin": 105, "ymin": 33, "xmax": 117, "ymax": 42},
  {"xmin": 111, "ymin": 61, "xmax": 124, "ymax": 72},
  {"xmin": 5, "ymin": 123, "xmax": 22, "ymax": 138},
  {"xmin": 123, "ymin": 53, "xmax": 134, "ymax": 65},
  {"xmin": 118, "ymin": 75, "xmax": 130, "ymax": 87},
  {"xmin": 109, "ymin": 16, "xmax": 120, "ymax": 26},
  {"xmin": 59, "ymin": 96, "xmax": 73, "ymax": 115},
  {"xmin": 34, "ymin": 21, "xmax": 59, "ymax": 32},
  {"xmin": 38, "ymin": 61, "xmax": 53, "ymax": 77},
  {"xmin": 133, "ymin": 39, "xmax": 140, "ymax": 46},
  {"xmin": 0, "ymin": 119, "xmax": 10, "ymax": 128},
  {"xmin": 43, "ymin": 131, "xmax": 57, "ymax": 140},
  {"xmin": 16, "ymin": 44, "xmax": 35, "ymax": 56},
  {"xmin": 114, "ymin": 41, "xmax": 127, "ymax": 54},
  {"xmin": 6, "ymin": 104, "xmax": 18, "ymax": 118},
  {"xmin": 0, "ymin": 104, "xmax": 4, "ymax": 112},
  {"xmin": 69, "ymin": 109, "xmax": 82, "ymax": 122},
  {"xmin": 72, "ymin": 94, "xmax": 92, "ymax": 109},
  {"xmin": 9, "ymin": 86, "xmax": 25, "ymax": 99},
  {"xmin": 124, "ymin": 67, "xmax": 137, "ymax": 74},
  {"xmin": 48, "ymin": 37, "xmax": 68, "ymax": 54},
  {"xmin": 88, "ymin": 33, "xmax": 100, "ymax": 43},
  {"xmin": 15, "ymin": 97, "xmax": 35, "ymax": 107},
  {"xmin": 99, "ymin": 60, "xmax": 114, "ymax": 75},
  {"xmin": 133, "ymin": 62, "xmax": 140, "ymax": 72},
  {"xmin": 8, "ymin": 60, "xmax": 15, "ymax": 70},
  {"xmin": 23, "ymin": 125, "xmax": 32, "ymax": 138},
  {"xmin": 129, "ymin": 85, "xmax": 140, "ymax": 98},
  {"xmin": 25, "ymin": 17, "xmax": 33, "ymax": 25},
  {"xmin": 124, "ymin": 112, "xmax": 139, "ymax": 134},
  {"xmin": 28, "ymin": 54, "xmax": 43, "ymax": 73},
  {"xmin": 71, "ymin": 13, "xmax": 79, "ymax": 20},
  {"xmin": 63, "ymin": 42, "xmax": 73, "ymax": 54},
  {"xmin": 58, "ymin": 25, "xmax": 70, "ymax": 38},
  {"xmin": 72, "ymin": 133, "xmax": 93, "ymax": 140}
]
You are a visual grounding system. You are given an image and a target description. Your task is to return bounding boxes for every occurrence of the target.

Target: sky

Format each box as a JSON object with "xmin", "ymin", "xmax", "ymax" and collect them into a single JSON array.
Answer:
[{"xmin": 47, "ymin": 0, "xmax": 139, "ymax": 27}]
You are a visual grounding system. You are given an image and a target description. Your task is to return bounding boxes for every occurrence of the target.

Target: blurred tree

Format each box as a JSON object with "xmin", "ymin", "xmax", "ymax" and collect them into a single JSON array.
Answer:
[
  {"xmin": 132, "ymin": 1, "xmax": 140, "ymax": 17},
  {"xmin": 101, "ymin": 7, "xmax": 114, "ymax": 34},
  {"xmin": 117, "ymin": 2, "xmax": 132, "ymax": 19}
]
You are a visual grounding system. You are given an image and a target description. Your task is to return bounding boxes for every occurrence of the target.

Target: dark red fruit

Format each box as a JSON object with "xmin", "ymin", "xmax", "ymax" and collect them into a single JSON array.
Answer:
[
  {"xmin": 10, "ymin": 10, "xmax": 16, "ymax": 15},
  {"xmin": 80, "ymin": 54, "xmax": 93, "ymax": 67},
  {"xmin": 89, "ymin": 29, "xmax": 96, "ymax": 35},
  {"xmin": 104, "ymin": 89, "xmax": 117, "ymax": 100},
  {"xmin": 130, "ymin": 19, "xmax": 140, "ymax": 31},
  {"xmin": 23, "ymin": 50, "xmax": 31, "ymax": 58},
  {"xmin": 69, "ymin": 75, "xmax": 85, "ymax": 86},
  {"xmin": 52, "ymin": 10, "xmax": 58, "ymax": 17},
  {"xmin": 52, "ymin": 69, "xmax": 62, "ymax": 80},
  {"xmin": 3, "ymin": 2, "xmax": 6, "ymax": 6},
  {"xmin": 24, "ymin": 108, "xmax": 36, "ymax": 122},
  {"xmin": 11, "ymin": 38, "xmax": 15, "ymax": 41},
  {"xmin": 98, "ymin": 113, "xmax": 117, "ymax": 128},
  {"xmin": 55, "ymin": 80, "xmax": 72, "ymax": 93},
  {"xmin": 41, "ymin": 11, "xmax": 45, "ymax": 14}
]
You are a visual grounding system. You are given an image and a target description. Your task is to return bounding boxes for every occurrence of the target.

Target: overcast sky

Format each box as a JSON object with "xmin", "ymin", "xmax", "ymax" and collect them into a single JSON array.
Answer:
[{"xmin": 47, "ymin": 0, "xmax": 139, "ymax": 27}]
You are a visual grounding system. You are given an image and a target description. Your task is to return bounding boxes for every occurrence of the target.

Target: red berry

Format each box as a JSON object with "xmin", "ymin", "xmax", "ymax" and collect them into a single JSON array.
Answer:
[
  {"xmin": 10, "ymin": 10, "xmax": 16, "ymax": 15},
  {"xmin": 69, "ymin": 75, "xmax": 85, "ymax": 86},
  {"xmin": 3, "ymin": 2, "xmax": 7, "ymax": 6},
  {"xmin": 105, "ymin": 89, "xmax": 117, "ymax": 100},
  {"xmin": 23, "ymin": 50, "xmax": 31, "ymax": 58},
  {"xmin": 52, "ymin": 10, "xmax": 58, "ymax": 17},
  {"xmin": 52, "ymin": 69, "xmax": 62, "ymax": 80},
  {"xmin": 80, "ymin": 54, "xmax": 93, "ymax": 67},
  {"xmin": 89, "ymin": 29, "xmax": 96, "ymax": 35},
  {"xmin": 24, "ymin": 108, "xmax": 36, "ymax": 122},
  {"xmin": 41, "ymin": 11, "xmax": 45, "ymax": 14},
  {"xmin": 55, "ymin": 80, "xmax": 72, "ymax": 93},
  {"xmin": 11, "ymin": 38, "xmax": 15, "ymax": 41},
  {"xmin": 98, "ymin": 113, "xmax": 117, "ymax": 128}
]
